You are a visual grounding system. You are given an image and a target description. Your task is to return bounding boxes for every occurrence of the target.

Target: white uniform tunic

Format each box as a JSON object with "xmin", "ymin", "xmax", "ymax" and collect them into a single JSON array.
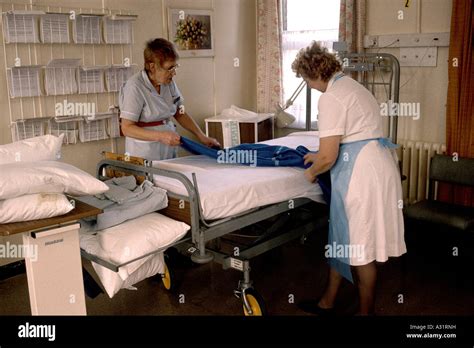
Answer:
[
  {"xmin": 119, "ymin": 70, "xmax": 184, "ymax": 161},
  {"xmin": 319, "ymin": 73, "xmax": 406, "ymax": 277}
]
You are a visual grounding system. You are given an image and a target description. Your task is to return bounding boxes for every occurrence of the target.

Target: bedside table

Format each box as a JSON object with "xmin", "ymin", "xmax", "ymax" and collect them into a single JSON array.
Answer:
[
  {"xmin": 205, "ymin": 113, "xmax": 274, "ymax": 147},
  {"xmin": 0, "ymin": 200, "xmax": 102, "ymax": 315}
]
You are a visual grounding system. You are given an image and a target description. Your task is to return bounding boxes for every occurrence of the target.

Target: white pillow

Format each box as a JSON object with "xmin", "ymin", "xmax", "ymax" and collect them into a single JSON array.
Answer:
[
  {"xmin": 0, "ymin": 193, "xmax": 74, "ymax": 224},
  {"xmin": 91, "ymin": 253, "xmax": 165, "ymax": 298},
  {"xmin": 0, "ymin": 161, "xmax": 109, "ymax": 200},
  {"xmin": 98, "ymin": 212, "xmax": 189, "ymax": 280},
  {"xmin": 0, "ymin": 134, "xmax": 64, "ymax": 165},
  {"xmin": 80, "ymin": 212, "xmax": 189, "ymax": 298}
]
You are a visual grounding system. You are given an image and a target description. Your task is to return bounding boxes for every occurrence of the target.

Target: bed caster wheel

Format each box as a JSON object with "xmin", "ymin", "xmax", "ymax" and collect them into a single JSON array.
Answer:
[
  {"xmin": 242, "ymin": 288, "xmax": 267, "ymax": 316},
  {"xmin": 161, "ymin": 263, "xmax": 175, "ymax": 292}
]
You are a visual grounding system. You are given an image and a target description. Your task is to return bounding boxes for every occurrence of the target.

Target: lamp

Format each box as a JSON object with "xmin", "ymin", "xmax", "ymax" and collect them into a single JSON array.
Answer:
[{"xmin": 275, "ymin": 80, "xmax": 306, "ymax": 128}]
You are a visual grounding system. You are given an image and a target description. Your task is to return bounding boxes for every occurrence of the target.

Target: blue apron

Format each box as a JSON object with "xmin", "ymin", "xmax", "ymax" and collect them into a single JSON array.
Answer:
[{"xmin": 328, "ymin": 138, "xmax": 398, "ymax": 282}]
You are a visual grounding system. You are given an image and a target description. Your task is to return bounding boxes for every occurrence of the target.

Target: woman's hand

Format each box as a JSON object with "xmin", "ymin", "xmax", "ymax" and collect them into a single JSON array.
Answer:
[
  {"xmin": 303, "ymin": 153, "xmax": 318, "ymax": 166},
  {"xmin": 199, "ymin": 134, "xmax": 221, "ymax": 148},
  {"xmin": 159, "ymin": 131, "xmax": 181, "ymax": 146},
  {"xmin": 304, "ymin": 153, "xmax": 319, "ymax": 183},
  {"xmin": 304, "ymin": 167, "xmax": 318, "ymax": 183}
]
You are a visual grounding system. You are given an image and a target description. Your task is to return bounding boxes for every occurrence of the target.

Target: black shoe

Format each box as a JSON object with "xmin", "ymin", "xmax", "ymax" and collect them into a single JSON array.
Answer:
[{"xmin": 297, "ymin": 299, "xmax": 335, "ymax": 316}]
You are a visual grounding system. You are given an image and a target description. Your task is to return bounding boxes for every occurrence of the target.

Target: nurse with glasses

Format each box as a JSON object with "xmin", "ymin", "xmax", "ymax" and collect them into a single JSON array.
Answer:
[{"xmin": 119, "ymin": 38, "xmax": 220, "ymax": 161}]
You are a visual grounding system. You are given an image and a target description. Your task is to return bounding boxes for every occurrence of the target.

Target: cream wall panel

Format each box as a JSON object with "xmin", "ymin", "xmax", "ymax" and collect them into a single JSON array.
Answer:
[
  {"xmin": 366, "ymin": 0, "xmax": 452, "ymax": 144},
  {"xmin": 164, "ymin": 0, "xmax": 213, "ymax": 13},
  {"xmin": 214, "ymin": 0, "xmax": 257, "ymax": 113},
  {"xmin": 421, "ymin": 0, "xmax": 452, "ymax": 33},
  {"xmin": 366, "ymin": 0, "xmax": 419, "ymax": 35},
  {"xmin": 396, "ymin": 46, "xmax": 449, "ymax": 143}
]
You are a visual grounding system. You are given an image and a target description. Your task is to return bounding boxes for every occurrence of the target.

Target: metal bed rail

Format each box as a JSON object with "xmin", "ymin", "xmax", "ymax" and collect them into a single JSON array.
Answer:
[
  {"xmin": 94, "ymin": 159, "xmax": 317, "ymax": 263},
  {"xmin": 80, "ymin": 157, "xmax": 326, "ymax": 314}
]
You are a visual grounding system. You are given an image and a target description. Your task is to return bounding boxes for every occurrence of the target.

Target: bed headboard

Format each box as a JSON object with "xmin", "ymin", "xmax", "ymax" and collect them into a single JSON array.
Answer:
[{"xmin": 102, "ymin": 152, "xmax": 147, "ymax": 184}]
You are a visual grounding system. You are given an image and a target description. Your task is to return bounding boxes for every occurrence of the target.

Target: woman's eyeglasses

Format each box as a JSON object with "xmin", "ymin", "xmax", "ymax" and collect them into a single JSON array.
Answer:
[{"xmin": 160, "ymin": 64, "xmax": 180, "ymax": 73}]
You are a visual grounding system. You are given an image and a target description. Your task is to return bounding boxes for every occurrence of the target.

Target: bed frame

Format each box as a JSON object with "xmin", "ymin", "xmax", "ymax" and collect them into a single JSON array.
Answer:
[
  {"xmin": 81, "ymin": 152, "xmax": 326, "ymax": 315},
  {"xmin": 81, "ymin": 52, "xmax": 401, "ymax": 315}
]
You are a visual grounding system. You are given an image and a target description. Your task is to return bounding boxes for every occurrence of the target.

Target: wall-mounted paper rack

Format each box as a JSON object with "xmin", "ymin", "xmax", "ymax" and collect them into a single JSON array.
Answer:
[
  {"xmin": 73, "ymin": 14, "xmax": 103, "ymax": 44},
  {"xmin": 10, "ymin": 117, "xmax": 49, "ymax": 141},
  {"xmin": 2, "ymin": 10, "xmax": 43, "ymax": 43},
  {"xmin": 45, "ymin": 58, "xmax": 80, "ymax": 96},
  {"xmin": 40, "ymin": 12, "xmax": 70, "ymax": 43},
  {"xmin": 103, "ymin": 14, "xmax": 136, "ymax": 44},
  {"xmin": 7, "ymin": 65, "xmax": 43, "ymax": 98},
  {"xmin": 78, "ymin": 66, "xmax": 106, "ymax": 94}
]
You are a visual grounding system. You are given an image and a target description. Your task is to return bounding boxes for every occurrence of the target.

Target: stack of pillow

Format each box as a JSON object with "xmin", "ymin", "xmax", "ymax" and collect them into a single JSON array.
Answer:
[{"xmin": 0, "ymin": 134, "xmax": 109, "ymax": 224}]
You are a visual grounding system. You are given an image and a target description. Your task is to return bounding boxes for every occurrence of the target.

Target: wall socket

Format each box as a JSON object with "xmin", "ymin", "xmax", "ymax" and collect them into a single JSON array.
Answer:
[
  {"xmin": 399, "ymin": 47, "xmax": 438, "ymax": 67},
  {"xmin": 366, "ymin": 36, "xmax": 378, "ymax": 48}
]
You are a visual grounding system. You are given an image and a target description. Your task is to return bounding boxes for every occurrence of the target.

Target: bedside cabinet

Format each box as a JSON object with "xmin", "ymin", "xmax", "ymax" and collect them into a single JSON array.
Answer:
[{"xmin": 205, "ymin": 114, "xmax": 274, "ymax": 147}]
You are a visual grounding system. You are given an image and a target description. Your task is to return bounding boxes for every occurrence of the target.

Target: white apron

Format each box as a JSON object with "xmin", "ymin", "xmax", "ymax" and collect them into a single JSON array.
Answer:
[{"xmin": 328, "ymin": 138, "xmax": 406, "ymax": 283}]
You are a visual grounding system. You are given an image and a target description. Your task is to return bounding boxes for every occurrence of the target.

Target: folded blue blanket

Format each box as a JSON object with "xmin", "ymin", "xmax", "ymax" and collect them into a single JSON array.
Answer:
[
  {"xmin": 180, "ymin": 137, "xmax": 331, "ymax": 203},
  {"xmin": 78, "ymin": 176, "xmax": 168, "ymax": 230}
]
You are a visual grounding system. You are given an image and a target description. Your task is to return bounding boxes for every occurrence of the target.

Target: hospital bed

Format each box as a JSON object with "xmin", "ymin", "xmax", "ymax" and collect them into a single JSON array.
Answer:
[
  {"xmin": 81, "ymin": 51, "xmax": 402, "ymax": 315},
  {"xmin": 80, "ymin": 131, "xmax": 327, "ymax": 315}
]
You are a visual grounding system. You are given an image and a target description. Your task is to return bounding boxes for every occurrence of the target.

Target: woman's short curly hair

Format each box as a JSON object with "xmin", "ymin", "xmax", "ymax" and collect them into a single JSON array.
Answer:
[{"xmin": 291, "ymin": 41, "xmax": 342, "ymax": 81}]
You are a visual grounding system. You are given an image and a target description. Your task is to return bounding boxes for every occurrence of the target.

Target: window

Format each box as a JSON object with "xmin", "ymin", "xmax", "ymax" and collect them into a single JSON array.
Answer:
[{"xmin": 281, "ymin": 0, "xmax": 340, "ymax": 129}]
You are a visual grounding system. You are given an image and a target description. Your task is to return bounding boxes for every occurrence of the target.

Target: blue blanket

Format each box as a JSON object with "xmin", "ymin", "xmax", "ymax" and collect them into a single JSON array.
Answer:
[{"xmin": 180, "ymin": 137, "xmax": 331, "ymax": 203}]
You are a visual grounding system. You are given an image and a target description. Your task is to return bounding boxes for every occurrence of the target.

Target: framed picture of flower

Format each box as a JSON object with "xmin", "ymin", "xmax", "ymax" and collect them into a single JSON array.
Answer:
[{"xmin": 168, "ymin": 9, "xmax": 214, "ymax": 58}]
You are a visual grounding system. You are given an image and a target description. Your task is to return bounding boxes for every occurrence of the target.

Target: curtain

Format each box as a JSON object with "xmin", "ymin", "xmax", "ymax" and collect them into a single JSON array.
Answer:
[
  {"xmin": 256, "ymin": 0, "xmax": 283, "ymax": 113},
  {"xmin": 438, "ymin": 0, "xmax": 474, "ymax": 207},
  {"xmin": 339, "ymin": 0, "xmax": 366, "ymax": 54}
]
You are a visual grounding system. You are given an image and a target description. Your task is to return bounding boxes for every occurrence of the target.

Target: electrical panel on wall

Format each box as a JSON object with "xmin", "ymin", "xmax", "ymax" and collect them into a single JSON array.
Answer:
[
  {"xmin": 363, "ymin": 32, "xmax": 449, "ymax": 67},
  {"xmin": 364, "ymin": 32, "xmax": 450, "ymax": 49},
  {"xmin": 399, "ymin": 47, "xmax": 437, "ymax": 67},
  {"xmin": 0, "ymin": 3, "xmax": 137, "ymax": 144}
]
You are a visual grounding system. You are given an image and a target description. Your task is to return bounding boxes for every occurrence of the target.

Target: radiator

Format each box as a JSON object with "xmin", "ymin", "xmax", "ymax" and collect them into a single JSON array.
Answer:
[{"xmin": 398, "ymin": 140, "xmax": 447, "ymax": 204}]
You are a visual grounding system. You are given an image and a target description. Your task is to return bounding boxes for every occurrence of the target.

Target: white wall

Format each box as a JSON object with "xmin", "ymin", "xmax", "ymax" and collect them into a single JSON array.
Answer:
[
  {"xmin": 366, "ymin": 0, "xmax": 452, "ymax": 144},
  {"xmin": 0, "ymin": 0, "xmax": 257, "ymax": 174},
  {"xmin": 0, "ymin": 0, "xmax": 256, "ymax": 266}
]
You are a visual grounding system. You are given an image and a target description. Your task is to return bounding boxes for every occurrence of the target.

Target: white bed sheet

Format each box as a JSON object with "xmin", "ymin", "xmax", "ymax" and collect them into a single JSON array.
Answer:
[{"xmin": 153, "ymin": 131, "xmax": 325, "ymax": 220}]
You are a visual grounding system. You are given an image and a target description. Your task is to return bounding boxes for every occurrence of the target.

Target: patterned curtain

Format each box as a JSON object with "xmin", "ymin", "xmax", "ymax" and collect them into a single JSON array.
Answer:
[
  {"xmin": 256, "ymin": 0, "xmax": 283, "ymax": 113},
  {"xmin": 339, "ymin": 0, "xmax": 366, "ymax": 54}
]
